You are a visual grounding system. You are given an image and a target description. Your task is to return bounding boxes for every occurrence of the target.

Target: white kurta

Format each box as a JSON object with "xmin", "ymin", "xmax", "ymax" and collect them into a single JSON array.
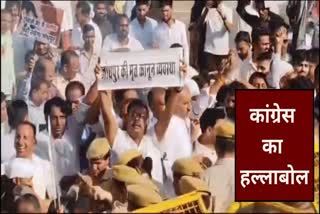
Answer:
[
  {"xmin": 2, "ymin": 154, "xmax": 56, "ymax": 200},
  {"xmin": 204, "ymin": 4, "xmax": 233, "ymax": 56},
  {"xmin": 72, "ymin": 20, "xmax": 102, "ymax": 55},
  {"xmin": 111, "ymin": 129, "xmax": 163, "ymax": 185},
  {"xmin": 102, "ymin": 33, "xmax": 144, "ymax": 53},
  {"xmin": 153, "ymin": 19, "xmax": 189, "ymax": 65},
  {"xmin": 129, "ymin": 17, "xmax": 158, "ymax": 49}
]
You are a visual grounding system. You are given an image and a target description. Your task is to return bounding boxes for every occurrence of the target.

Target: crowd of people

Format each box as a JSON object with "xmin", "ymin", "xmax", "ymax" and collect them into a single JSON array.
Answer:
[{"xmin": 1, "ymin": 0, "xmax": 319, "ymax": 213}]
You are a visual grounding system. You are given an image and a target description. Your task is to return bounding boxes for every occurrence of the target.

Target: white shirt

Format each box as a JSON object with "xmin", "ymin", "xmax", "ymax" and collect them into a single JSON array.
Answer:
[
  {"xmin": 1, "ymin": 122, "xmax": 10, "ymax": 137},
  {"xmin": 2, "ymin": 154, "xmax": 56, "ymax": 200},
  {"xmin": 1, "ymin": 130, "xmax": 16, "ymax": 163},
  {"xmin": 153, "ymin": 19, "xmax": 189, "ymax": 65},
  {"xmin": 129, "ymin": 17, "xmax": 158, "ymax": 49},
  {"xmin": 36, "ymin": 121, "xmax": 82, "ymax": 182},
  {"xmin": 27, "ymin": 100, "xmax": 46, "ymax": 132},
  {"xmin": 149, "ymin": 115, "xmax": 193, "ymax": 198},
  {"xmin": 204, "ymin": 4, "xmax": 233, "ymax": 55},
  {"xmin": 72, "ymin": 20, "xmax": 103, "ymax": 55},
  {"xmin": 239, "ymin": 58, "xmax": 257, "ymax": 82},
  {"xmin": 53, "ymin": 73, "xmax": 84, "ymax": 100},
  {"xmin": 193, "ymin": 141, "xmax": 218, "ymax": 166},
  {"xmin": 111, "ymin": 129, "xmax": 163, "ymax": 185},
  {"xmin": 79, "ymin": 50, "xmax": 99, "ymax": 90},
  {"xmin": 202, "ymin": 158, "xmax": 235, "ymax": 213},
  {"xmin": 51, "ymin": 1, "xmax": 73, "ymax": 32},
  {"xmin": 102, "ymin": 33, "xmax": 144, "ymax": 53},
  {"xmin": 268, "ymin": 53, "xmax": 293, "ymax": 89}
]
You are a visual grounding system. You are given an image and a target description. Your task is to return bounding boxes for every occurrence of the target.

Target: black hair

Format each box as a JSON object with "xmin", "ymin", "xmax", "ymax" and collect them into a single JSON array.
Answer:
[
  {"xmin": 15, "ymin": 194, "xmax": 41, "ymax": 212},
  {"xmin": 215, "ymin": 85, "xmax": 228, "ymax": 107},
  {"xmin": 136, "ymin": 0, "xmax": 150, "ymax": 6},
  {"xmin": 170, "ymin": 43, "xmax": 183, "ymax": 48},
  {"xmin": 65, "ymin": 81, "xmax": 86, "ymax": 100},
  {"xmin": 21, "ymin": 0, "xmax": 38, "ymax": 18},
  {"xmin": 8, "ymin": 100, "xmax": 28, "ymax": 130},
  {"xmin": 249, "ymin": 72, "xmax": 269, "ymax": 87},
  {"xmin": 200, "ymin": 108, "xmax": 225, "ymax": 133},
  {"xmin": 235, "ymin": 31, "xmax": 251, "ymax": 44},
  {"xmin": 60, "ymin": 50, "xmax": 79, "ymax": 68},
  {"xmin": 17, "ymin": 121, "xmax": 37, "ymax": 138},
  {"xmin": 29, "ymin": 76, "xmax": 50, "ymax": 98},
  {"xmin": 223, "ymin": 81, "xmax": 247, "ymax": 100},
  {"xmin": 284, "ymin": 76, "xmax": 314, "ymax": 89},
  {"xmin": 147, "ymin": 90, "xmax": 154, "ymax": 108},
  {"xmin": 1, "ymin": 92, "xmax": 6, "ymax": 103},
  {"xmin": 192, "ymin": 75, "xmax": 209, "ymax": 90},
  {"xmin": 114, "ymin": 89, "xmax": 137, "ymax": 105},
  {"xmin": 161, "ymin": 0, "xmax": 173, "ymax": 8},
  {"xmin": 291, "ymin": 49, "xmax": 308, "ymax": 66},
  {"xmin": 106, "ymin": 0, "xmax": 115, "ymax": 6},
  {"xmin": 256, "ymin": 51, "xmax": 272, "ymax": 62},
  {"xmin": 82, "ymin": 24, "xmax": 95, "ymax": 35},
  {"xmin": 116, "ymin": 14, "xmax": 129, "ymax": 26},
  {"xmin": 44, "ymin": 97, "xmax": 72, "ymax": 118},
  {"xmin": 306, "ymin": 48, "xmax": 320, "ymax": 64},
  {"xmin": 251, "ymin": 27, "xmax": 270, "ymax": 44},
  {"xmin": 215, "ymin": 138, "xmax": 235, "ymax": 158},
  {"xmin": 33, "ymin": 58, "xmax": 55, "ymax": 80},
  {"xmin": 271, "ymin": 21, "xmax": 290, "ymax": 35},
  {"xmin": 127, "ymin": 99, "xmax": 149, "ymax": 117},
  {"xmin": 76, "ymin": 1, "xmax": 91, "ymax": 16},
  {"xmin": 94, "ymin": 1, "xmax": 107, "ymax": 9}
]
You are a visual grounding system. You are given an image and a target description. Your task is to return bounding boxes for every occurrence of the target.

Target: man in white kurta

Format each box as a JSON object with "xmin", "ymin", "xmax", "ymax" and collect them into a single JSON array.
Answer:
[
  {"xmin": 153, "ymin": 3, "xmax": 189, "ymax": 65},
  {"xmin": 129, "ymin": 1, "xmax": 157, "ymax": 49},
  {"xmin": 102, "ymin": 15, "xmax": 144, "ymax": 53}
]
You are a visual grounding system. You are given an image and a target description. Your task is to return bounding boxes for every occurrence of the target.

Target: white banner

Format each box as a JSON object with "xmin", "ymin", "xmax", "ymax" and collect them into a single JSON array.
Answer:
[{"xmin": 98, "ymin": 48, "xmax": 184, "ymax": 90}]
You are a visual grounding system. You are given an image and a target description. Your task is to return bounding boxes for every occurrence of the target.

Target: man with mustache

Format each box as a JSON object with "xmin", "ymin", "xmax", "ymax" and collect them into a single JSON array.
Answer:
[
  {"xmin": 93, "ymin": 2, "xmax": 114, "ymax": 40},
  {"xmin": 102, "ymin": 14, "xmax": 143, "ymax": 52}
]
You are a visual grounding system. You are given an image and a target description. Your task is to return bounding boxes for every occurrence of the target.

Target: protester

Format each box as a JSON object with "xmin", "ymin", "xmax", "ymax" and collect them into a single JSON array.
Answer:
[
  {"xmin": 1, "ymin": 9, "xmax": 16, "ymax": 100},
  {"xmin": 102, "ymin": 14, "xmax": 144, "ymax": 52},
  {"xmin": 129, "ymin": 0, "xmax": 157, "ymax": 49},
  {"xmin": 2, "ymin": 121, "xmax": 55, "ymax": 200},
  {"xmin": 153, "ymin": 0, "xmax": 189, "ymax": 64},
  {"xmin": 93, "ymin": 1, "xmax": 114, "ymax": 40},
  {"xmin": 72, "ymin": 1, "xmax": 102, "ymax": 54},
  {"xmin": 1, "ymin": 100, "xmax": 28, "ymax": 163}
]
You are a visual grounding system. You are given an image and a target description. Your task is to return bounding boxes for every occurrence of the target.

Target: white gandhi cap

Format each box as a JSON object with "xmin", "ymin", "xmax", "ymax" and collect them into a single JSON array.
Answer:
[
  {"xmin": 184, "ymin": 79, "xmax": 200, "ymax": 97},
  {"xmin": 7, "ymin": 158, "xmax": 35, "ymax": 179}
]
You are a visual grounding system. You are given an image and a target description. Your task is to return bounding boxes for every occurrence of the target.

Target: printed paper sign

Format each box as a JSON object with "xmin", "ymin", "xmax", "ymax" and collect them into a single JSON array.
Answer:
[
  {"xmin": 98, "ymin": 48, "xmax": 183, "ymax": 90},
  {"xmin": 17, "ymin": 1, "xmax": 63, "ymax": 46}
]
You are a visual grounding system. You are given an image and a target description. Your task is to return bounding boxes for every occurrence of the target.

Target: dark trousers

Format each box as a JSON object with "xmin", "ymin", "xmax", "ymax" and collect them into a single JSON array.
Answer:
[{"xmin": 200, "ymin": 52, "xmax": 229, "ymax": 77}]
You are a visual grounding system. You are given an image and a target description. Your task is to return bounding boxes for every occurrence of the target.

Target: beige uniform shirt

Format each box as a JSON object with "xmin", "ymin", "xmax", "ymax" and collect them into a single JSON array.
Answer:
[{"xmin": 201, "ymin": 157, "xmax": 235, "ymax": 213}]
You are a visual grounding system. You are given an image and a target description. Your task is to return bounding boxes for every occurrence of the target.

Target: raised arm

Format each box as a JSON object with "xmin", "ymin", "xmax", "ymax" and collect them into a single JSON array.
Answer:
[
  {"xmin": 236, "ymin": 0, "xmax": 259, "ymax": 28},
  {"xmin": 154, "ymin": 88, "xmax": 180, "ymax": 142},
  {"xmin": 100, "ymin": 91, "xmax": 118, "ymax": 147},
  {"xmin": 154, "ymin": 64, "xmax": 187, "ymax": 141}
]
